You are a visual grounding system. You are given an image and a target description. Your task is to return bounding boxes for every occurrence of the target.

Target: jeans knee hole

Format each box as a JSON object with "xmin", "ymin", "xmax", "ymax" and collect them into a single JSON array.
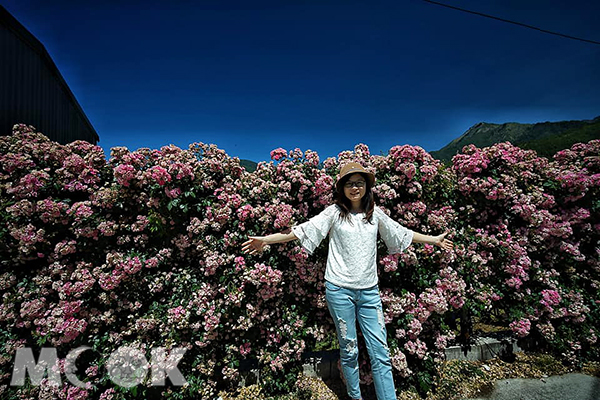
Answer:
[
  {"xmin": 377, "ymin": 307, "xmax": 385, "ymax": 329},
  {"xmin": 346, "ymin": 339, "xmax": 357, "ymax": 355},
  {"xmin": 339, "ymin": 318, "xmax": 347, "ymax": 339}
]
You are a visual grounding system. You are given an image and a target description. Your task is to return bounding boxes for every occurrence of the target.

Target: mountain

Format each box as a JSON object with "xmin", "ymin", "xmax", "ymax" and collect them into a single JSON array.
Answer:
[
  {"xmin": 430, "ymin": 116, "xmax": 600, "ymax": 163},
  {"xmin": 239, "ymin": 159, "xmax": 258, "ymax": 172}
]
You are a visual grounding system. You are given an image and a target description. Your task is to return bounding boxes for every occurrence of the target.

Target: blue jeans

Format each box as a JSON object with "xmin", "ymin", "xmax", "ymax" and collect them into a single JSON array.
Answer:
[{"xmin": 325, "ymin": 281, "xmax": 397, "ymax": 400}]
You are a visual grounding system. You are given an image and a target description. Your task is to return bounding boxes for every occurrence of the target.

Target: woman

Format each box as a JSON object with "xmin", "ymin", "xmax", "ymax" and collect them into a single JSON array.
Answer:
[{"xmin": 242, "ymin": 162, "xmax": 454, "ymax": 400}]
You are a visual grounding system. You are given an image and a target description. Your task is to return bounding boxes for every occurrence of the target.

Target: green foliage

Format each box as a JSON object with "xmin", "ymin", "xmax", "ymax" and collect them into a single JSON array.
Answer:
[{"xmin": 260, "ymin": 366, "xmax": 303, "ymax": 395}]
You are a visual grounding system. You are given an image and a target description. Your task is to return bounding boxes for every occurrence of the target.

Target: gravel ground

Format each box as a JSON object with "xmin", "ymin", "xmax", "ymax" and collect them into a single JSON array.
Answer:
[{"xmin": 220, "ymin": 352, "xmax": 600, "ymax": 400}]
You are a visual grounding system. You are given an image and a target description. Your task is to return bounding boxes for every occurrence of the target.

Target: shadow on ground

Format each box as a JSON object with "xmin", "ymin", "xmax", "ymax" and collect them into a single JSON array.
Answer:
[{"xmin": 321, "ymin": 377, "xmax": 380, "ymax": 400}]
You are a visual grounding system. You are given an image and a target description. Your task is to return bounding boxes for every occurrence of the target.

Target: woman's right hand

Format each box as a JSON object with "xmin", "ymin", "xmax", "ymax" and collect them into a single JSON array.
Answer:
[{"xmin": 242, "ymin": 236, "xmax": 267, "ymax": 255}]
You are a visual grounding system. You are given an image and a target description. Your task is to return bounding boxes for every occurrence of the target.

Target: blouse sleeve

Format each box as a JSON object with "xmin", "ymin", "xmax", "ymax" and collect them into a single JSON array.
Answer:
[
  {"xmin": 375, "ymin": 206, "xmax": 414, "ymax": 254},
  {"xmin": 291, "ymin": 205, "xmax": 338, "ymax": 255}
]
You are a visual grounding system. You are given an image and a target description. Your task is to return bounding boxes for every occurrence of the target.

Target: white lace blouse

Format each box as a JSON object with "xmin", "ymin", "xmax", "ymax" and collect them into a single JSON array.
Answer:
[{"xmin": 291, "ymin": 204, "xmax": 414, "ymax": 289}]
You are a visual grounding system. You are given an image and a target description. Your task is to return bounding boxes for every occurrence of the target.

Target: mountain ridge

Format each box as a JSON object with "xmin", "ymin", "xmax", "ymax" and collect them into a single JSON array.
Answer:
[{"xmin": 431, "ymin": 116, "xmax": 600, "ymax": 162}]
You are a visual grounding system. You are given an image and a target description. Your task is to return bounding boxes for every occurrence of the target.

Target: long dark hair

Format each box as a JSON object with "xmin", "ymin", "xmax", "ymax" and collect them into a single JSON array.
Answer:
[{"xmin": 334, "ymin": 172, "xmax": 375, "ymax": 224}]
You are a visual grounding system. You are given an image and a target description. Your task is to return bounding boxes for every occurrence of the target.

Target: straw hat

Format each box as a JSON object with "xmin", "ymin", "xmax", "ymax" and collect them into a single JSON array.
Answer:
[{"xmin": 335, "ymin": 162, "xmax": 375, "ymax": 193}]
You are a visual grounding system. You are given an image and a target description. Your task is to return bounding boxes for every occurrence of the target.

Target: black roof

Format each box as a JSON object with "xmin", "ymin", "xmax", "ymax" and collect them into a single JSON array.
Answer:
[{"xmin": 0, "ymin": 4, "xmax": 99, "ymax": 143}]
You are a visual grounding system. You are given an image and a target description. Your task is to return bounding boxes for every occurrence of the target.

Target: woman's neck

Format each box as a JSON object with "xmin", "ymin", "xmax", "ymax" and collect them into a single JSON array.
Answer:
[{"xmin": 349, "ymin": 201, "xmax": 363, "ymax": 213}]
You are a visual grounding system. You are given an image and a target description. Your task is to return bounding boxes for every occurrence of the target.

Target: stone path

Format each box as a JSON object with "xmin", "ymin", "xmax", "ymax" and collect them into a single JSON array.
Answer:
[{"xmin": 462, "ymin": 373, "xmax": 600, "ymax": 400}]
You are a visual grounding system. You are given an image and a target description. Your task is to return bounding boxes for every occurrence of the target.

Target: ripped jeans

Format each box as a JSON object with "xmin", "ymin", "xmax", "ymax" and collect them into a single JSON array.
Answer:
[{"xmin": 325, "ymin": 281, "xmax": 397, "ymax": 400}]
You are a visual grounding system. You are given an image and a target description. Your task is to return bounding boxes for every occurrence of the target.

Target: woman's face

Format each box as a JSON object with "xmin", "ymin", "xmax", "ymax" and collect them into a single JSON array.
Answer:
[{"xmin": 343, "ymin": 173, "xmax": 367, "ymax": 203}]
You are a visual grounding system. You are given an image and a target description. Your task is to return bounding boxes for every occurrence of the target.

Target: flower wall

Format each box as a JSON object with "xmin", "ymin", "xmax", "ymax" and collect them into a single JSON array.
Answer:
[{"xmin": 0, "ymin": 124, "xmax": 598, "ymax": 399}]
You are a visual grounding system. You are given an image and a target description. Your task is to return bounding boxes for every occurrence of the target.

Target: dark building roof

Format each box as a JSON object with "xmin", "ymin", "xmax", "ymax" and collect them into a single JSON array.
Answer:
[{"xmin": 0, "ymin": 5, "xmax": 99, "ymax": 144}]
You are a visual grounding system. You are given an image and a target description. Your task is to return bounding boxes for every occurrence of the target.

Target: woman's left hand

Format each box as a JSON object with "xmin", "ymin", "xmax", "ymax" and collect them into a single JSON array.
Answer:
[{"xmin": 434, "ymin": 231, "xmax": 454, "ymax": 251}]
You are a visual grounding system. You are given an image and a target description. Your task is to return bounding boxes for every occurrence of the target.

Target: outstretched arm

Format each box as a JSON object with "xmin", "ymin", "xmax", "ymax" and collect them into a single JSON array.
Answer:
[
  {"xmin": 412, "ymin": 231, "xmax": 454, "ymax": 251},
  {"xmin": 241, "ymin": 231, "xmax": 298, "ymax": 255}
]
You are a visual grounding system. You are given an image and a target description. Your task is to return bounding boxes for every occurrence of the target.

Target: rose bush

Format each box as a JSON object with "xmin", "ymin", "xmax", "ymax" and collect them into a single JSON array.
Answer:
[
  {"xmin": 0, "ymin": 124, "xmax": 597, "ymax": 400},
  {"xmin": 451, "ymin": 141, "xmax": 599, "ymax": 366}
]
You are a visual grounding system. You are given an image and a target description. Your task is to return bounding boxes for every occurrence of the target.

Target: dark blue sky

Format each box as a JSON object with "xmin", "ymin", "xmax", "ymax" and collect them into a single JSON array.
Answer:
[{"xmin": 3, "ymin": 0, "xmax": 599, "ymax": 162}]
